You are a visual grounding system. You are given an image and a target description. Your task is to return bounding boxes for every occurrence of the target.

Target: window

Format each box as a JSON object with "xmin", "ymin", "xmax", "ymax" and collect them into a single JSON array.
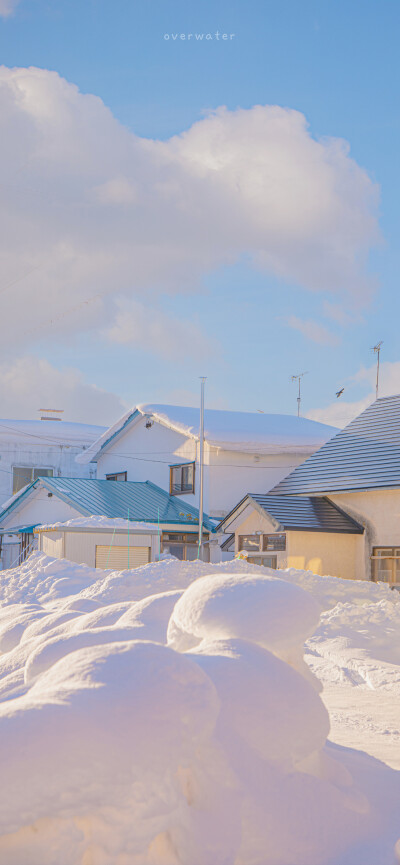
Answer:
[
  {"xmin": 12, "ymin": 466, "xmax": 53, "ymax": 495},
  {"xmin": 169, "ymin": 463, "xmax": 195, "ymax": 495},
  {"xmin": 371, "ymin": 548, "xmax": 400, "ymax": 585},
  {"xmin": 248, "ymin": 555, "xmax": 277, "ymax": 569},
  {"xmin": 238, "ymin": 534, "xmax": 260, "ymax": 552},
  {"xmin": 106, "ymin": 472, "xmax": 127, "ymax": 482},
  {"xmin": 263, "ymin": 533, "xmax": 286, "ymax": 552},
  {"xmin": 161, "ymin": 532, "xmax": 209, "ymax": 562}
]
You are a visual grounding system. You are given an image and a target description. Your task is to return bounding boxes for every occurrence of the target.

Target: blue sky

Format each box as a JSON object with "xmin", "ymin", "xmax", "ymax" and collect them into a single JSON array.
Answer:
[{"xmin": 0, "ymin": 0, "xmax": 399, "ymax": 426}]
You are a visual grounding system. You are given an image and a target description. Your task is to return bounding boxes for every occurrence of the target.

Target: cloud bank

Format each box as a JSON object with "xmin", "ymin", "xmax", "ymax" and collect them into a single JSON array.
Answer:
[
  {"xmin": 0, "ymin": 357, "xmax": 127, "ymax": 425},
  {"xmin": 0, "ymin": 66, "xmax": 380, "ymax": 355}
]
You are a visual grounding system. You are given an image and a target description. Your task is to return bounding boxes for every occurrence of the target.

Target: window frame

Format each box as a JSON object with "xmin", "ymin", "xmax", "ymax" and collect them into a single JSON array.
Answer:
[
  {"xmin": 161, "ymin": 531, "xmax": 209, "ymax": 561},
  {"xmin": 371, "ymin": 547, "xmax": 400, "ymax": 585},
  {"xmin": 12, "ymin": 466, "xmax": 54, "ymax": 495},
  {"xmin": 238, "ymin": 533, "xmax": 286, "ymax": 554},
  {"xmin": 247, "ymin": 555, "xmax": 277, "ymax": 569},
  {"xmin": 106, "ymin": 471, "xmax": 127, "ymax": 482},
  {"xmin": 169, "ymin": 462, "xmax": 195, "ymax": 496}
]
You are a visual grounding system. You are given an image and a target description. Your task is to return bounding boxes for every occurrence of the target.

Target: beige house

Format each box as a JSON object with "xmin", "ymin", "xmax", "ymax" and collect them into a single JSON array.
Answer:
[
  {"xmin": 35, "ymin": 518, "xmax": 160, "ymax": 570},
  {"xmin": 218, "ymin": 493, "xmax": 364, "ymax": 580},
  {"xmin": 268, "ymin": 394, "xmax": 400, "ymax": 586}
]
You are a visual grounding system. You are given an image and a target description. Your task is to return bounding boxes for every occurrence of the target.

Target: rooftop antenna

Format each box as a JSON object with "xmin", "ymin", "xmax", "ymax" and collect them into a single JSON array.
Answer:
[
  {"xmin": 291, "ymin": 372, "xmax": 308, "ymax": 417},
  {"xmin": 371, "ymin": 341, "xmax": 383, "ymax": 399}
]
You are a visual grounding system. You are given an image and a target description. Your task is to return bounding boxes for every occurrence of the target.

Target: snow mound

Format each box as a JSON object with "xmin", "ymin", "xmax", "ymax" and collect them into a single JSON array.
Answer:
[
  {"xmin": 167, "ymin": 572, "xmax": 320, "ymax": 656},
  {"xmin": 0, "ymin": 555, "xmax": 398, "ymax": 863},
  {"xmin": 307, "ymin": 597, "xmax": 400, "ymax": 693}
]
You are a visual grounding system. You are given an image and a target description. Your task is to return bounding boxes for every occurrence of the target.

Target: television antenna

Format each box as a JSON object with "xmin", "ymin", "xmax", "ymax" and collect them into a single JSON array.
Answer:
[
  {"xmin": 371, "ymin": 341, "xmax": 383, "ymax": 399},
  {"xmin": 291, "ymin": 372, "xmax": 308, "ymax": 417}
]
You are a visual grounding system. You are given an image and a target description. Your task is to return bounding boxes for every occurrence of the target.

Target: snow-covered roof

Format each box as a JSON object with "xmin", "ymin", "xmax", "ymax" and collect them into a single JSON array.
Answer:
[
  {"xmin": 0, "ymin": 419, "xmax": 106, "ymax": 448},
  {"xmin": 78, "ymin": 404, "xmax": 338, "ymax": 463},
  {"xmin": 35, "ymin": 515, "xmax": 158, "ymax": 533}
]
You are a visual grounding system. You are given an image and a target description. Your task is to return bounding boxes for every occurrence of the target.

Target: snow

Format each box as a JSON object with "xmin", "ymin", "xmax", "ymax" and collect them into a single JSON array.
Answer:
[
  {"xmin": 36, "ymin": 515, "xmax": 158, "ymax": 532},
  {"xmin": 0, "ymin": 554, "xmax": 398, "ymax": 864},
  {"xmin": 78, "ymin": 403, "xmax": 338, "ymax": 462},
  {"xmin": 0, "ymin": 418, "xmax": 105, "ymax": 447}
]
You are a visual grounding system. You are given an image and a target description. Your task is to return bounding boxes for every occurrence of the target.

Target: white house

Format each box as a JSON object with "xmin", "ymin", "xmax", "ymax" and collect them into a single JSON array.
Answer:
[
  {"xmin": 0, "ymin": 476, "xmax": 216, "ymax": 569},
  {"xmin": 77, "ymin": 404, "xmax": 338, "ymax": 521},
  {"xmin": 0, "ymin": 418, "xmax": 105, "ymax": 506}
]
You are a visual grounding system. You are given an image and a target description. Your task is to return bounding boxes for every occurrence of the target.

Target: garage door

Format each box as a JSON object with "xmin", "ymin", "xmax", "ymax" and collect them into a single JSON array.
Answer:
[{"xmin": 95, "ymin": 545, "xmax": 151, "ymax": 570}]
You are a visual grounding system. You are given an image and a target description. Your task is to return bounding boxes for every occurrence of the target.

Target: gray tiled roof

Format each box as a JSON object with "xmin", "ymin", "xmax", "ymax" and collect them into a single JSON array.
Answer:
[
  {"xmin": 271, "ymin": 395, "xmax": 400, "ymax": 495},
  {"xmin": 247, "ymin": 494, "xmax": 363, "ymax": 533}
]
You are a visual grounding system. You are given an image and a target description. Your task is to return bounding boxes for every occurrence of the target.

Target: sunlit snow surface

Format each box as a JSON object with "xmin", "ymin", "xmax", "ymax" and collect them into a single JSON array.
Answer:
[{"xmin": 0, "ymin": 553, "xmax": 398, "ymax": 865}]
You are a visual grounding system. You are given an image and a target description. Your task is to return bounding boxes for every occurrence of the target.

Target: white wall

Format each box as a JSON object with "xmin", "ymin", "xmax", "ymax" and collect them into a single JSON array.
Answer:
[
  {"xmin": 0, "ymin": 487, "xmax": 82, "ymax": 532},
  {"xmin": 95, "ymin": 416, "xmax": 315, "ymax": 520},
  {"xmin": 206, "ymin": 448, "xmax": 312, "ymax": 519},
  {"xmin": 0, "ymin": 441, "xmax": 96, "ymax": 507}
]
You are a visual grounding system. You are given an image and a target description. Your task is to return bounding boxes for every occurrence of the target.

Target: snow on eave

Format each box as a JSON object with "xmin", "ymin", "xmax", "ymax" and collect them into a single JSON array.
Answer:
[
  {"xmin": 75, "ymin": 408, "xmax": 141, "ymax": 465},
  {"xmin": 34, "ymin": 515, "xmax": 158, "ymax": 533}
]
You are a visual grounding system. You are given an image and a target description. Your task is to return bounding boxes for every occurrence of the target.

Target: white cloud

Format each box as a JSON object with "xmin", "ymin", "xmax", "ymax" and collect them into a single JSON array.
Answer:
[
  {"xmin": 106, "ymin": 299, "xmax": 218, "ymax": 363},
  {"xmin": 287, "ymin": 315, "xmax": 339, "ymax": 346},
  {"xmin": 307, "ymin": 360, "xmax": 400, "ymax": 428},
  {"xmin": 0, "ymin": 357, "xmax": 127, "ymax": 425},
  {"xmin": 0, "ymin": 67, "xmax": 380, "ymax": 354},
  {"xmin": 0, "ymin": 0, "xmax": 19, "ymax": 17}
]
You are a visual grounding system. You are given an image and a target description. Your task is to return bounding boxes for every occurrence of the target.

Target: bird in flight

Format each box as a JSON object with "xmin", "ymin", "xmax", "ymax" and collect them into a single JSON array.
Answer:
[{"xmin": 335, "ymin": 388, "xmax": 344, "ymax": 398}]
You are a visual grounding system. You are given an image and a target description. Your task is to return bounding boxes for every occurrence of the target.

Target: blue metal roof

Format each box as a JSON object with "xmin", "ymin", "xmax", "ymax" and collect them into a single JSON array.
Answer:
[
  {"xmin": 249, "ymin": 494, "xmax": 364, "ymax": 533},
  {"xmin": 0, "ymin": 477, "xmax": 215, "ymax": 532},
  {"xmin": 271, "ymin": 395, "xmax": 400, "ymax": 495}
]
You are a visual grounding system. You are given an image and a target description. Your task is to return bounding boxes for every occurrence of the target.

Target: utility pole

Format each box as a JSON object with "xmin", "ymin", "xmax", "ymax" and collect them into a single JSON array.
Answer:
[
  {"xmin": 372, "ymin": 341, "xmax": 383, "ymax": 399},
  {"xmin": 291, "ymin": 372, "xmax": 308, "ymax": 417},
  {"xmin": 198, "ymin": 377, "xmax": 206, "ymax": 560}
]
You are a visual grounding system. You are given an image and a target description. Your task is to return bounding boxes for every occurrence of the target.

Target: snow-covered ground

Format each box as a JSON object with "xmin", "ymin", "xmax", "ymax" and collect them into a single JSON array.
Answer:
[{"xmin": 0, "ymin": 553, "xmax": 398, "ymax": 864}]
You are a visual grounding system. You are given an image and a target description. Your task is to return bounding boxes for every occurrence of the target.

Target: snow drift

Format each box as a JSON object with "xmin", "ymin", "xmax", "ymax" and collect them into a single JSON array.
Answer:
[{"xmin": 0, "ymin": 554, "xmax": 398, "ymax": 864}]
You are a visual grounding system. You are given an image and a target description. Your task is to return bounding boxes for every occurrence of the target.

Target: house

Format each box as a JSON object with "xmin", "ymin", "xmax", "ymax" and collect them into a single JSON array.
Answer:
[
  {"xmin": 217, "ymin": 493, "xmax": 364, "ymax": 578},
  {"xmin": 35, "ymin": 517, "xmax": 160, "ymax": 570},
  {"xmin": 0, "ymin": 417, "xmax": 105, "ymax": 506},
  {"xmin": 262, "ymin": 393, "xmax": 400, "ymax": 586},
  {"xmin": 77, "ymin": 404, "xmax": 338, "ymax": 521},
  {"xmin": 0, "ymin": 476, "xmax": 215, "ymax": 569}
]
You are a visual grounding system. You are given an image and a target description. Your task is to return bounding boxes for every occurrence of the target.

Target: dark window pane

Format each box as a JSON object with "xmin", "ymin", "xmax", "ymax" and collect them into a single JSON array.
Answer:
[
  {"xmin": 13, "ymin": 467, "xmax": 33, "ymax": 494},
  {"xmin": 262, "ymin": 533, "xmax": 286, "ymax": 552},
  {"xmin": 165, "ymin": 544, "xmax": 185, "ymax": 560},
  {"xmin": 182, "ymin": 464, "xmax": 194, "ymax": 491},
  {"xmin": 248, "ymin": 555, "xmax": 277, "ymax": 569},
  {"xmin": 33, "ymin": 468, "xmax": 54, "ymax": 481},
  {"xmin": 171, "ymin": 466, "xmax": 182, "ymax": 493}
]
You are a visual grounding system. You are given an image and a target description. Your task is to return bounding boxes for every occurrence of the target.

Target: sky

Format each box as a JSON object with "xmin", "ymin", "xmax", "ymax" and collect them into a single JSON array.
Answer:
[{"xmin": 0, "ymin": 0, "xmax": 399, "ymax": 428}]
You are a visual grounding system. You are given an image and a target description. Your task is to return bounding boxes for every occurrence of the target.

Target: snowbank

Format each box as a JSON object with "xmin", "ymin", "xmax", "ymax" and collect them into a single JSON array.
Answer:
[{"xmin": 0, "ymin": 554, "xmax": 398, "ymax": 864}]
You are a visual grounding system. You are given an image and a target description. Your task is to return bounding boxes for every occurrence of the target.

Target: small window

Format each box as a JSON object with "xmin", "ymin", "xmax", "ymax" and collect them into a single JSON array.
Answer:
[
  {"xmin": 371, "ymin": 547, "xmax": 400, "ymax": 585},
  {"xmin": 238, "ymin": 534, "xmax": 260, "ymax": 552},
  {"xmin": 106, "ymin": 472, "xmax": 127, "ymax": 482},
  {"xmin": 13, "ymin": 466, "xmax": 53, "ymax": 495},
  {"xmin": 169, "ymin": 463, "xmax": 195, "ymax": 495},
  {"xmin": 262, "ymin": 533, "xmax": 286, "ymax": 552}
]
